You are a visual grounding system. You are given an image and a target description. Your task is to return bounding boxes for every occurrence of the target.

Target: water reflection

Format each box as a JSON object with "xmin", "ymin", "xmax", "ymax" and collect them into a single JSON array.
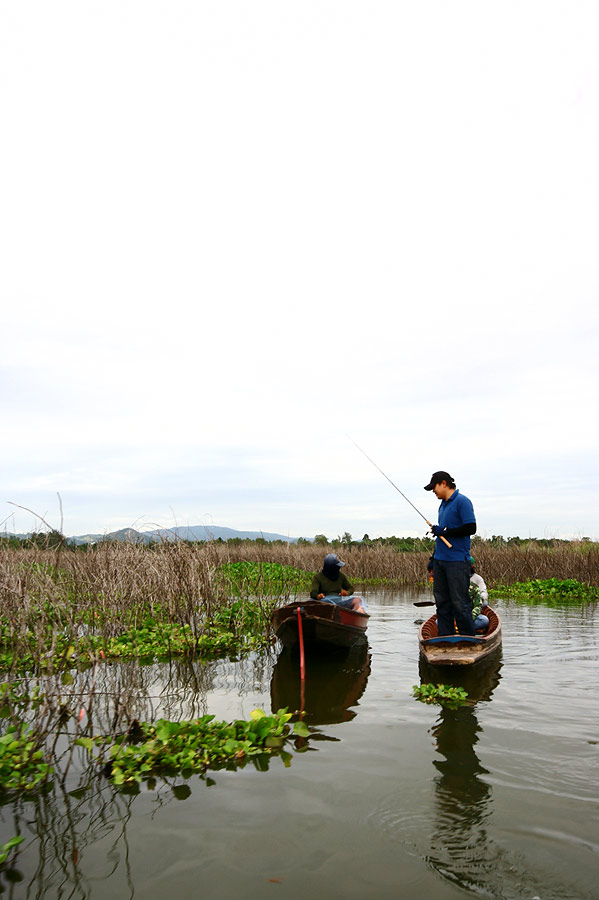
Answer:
[
  {"xmin": 2, "ymin": 767, "xmax": 137, "ymax": 898},
  {"xmin": 270, "ymin": 641, "xmax": 371, "ymax": 725},
  {"xmin": 420, "ymin": 657, "xmax": 503, "ymax": 895}
]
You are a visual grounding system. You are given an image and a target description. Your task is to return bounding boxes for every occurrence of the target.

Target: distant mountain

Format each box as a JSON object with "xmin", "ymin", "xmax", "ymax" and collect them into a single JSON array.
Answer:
[{"xmin": 67, "ymin": 525, "xmax": 301, "ymax": 545}]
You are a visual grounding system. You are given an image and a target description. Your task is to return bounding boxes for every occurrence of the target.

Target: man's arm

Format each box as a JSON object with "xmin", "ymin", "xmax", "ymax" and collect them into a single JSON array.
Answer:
[
  {"xmin": 341, "ymin": 572, "xmax": 354, "ymax": 594},
  {"xmin": 444, "ymin": 522, "xmax": 476, "ymax": 537}
]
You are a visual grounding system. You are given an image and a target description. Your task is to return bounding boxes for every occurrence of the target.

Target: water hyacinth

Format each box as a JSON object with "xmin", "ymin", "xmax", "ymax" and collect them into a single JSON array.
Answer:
[
  {"xmin": 76, "ymin": 709, "xmax": 310, "ymax": 787},
  {"xmin": 412, "ymin": 684, "xmax": 469, "ymax": 709}
]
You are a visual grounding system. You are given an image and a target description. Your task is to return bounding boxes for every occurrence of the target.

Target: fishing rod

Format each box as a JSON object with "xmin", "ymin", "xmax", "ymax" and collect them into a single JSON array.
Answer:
[{"xmin": 348, "ymin": 437, "xmax": 452, "ymax": 548}]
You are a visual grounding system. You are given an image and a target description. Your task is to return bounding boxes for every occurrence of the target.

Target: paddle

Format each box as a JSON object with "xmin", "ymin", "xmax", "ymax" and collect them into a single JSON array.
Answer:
[{"xmin": 413, "ymin": 600, "xmax": 435, "ymax": 607}]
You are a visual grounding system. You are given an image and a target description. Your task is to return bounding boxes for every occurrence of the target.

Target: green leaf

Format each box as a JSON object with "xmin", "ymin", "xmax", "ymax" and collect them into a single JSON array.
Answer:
[
  {"xmin": 250, "ymin": 709, "xmax": 266, "ymax": 720},
  {"xmin": 74, "ymin": 737, "xmax": 95, "ymax": 752},
  {"xmin": 293, "ymin": 721, "xmax": 310, "ymax": 737},
  {"xmin": 155, "ymin": 723, "xmax": 173, "ymax": 742}
]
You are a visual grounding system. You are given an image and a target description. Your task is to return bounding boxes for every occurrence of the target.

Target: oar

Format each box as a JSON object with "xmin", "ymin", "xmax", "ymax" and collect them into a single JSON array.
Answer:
[
  {"xmin": 413, "ymin": 600, "xmax": 435, "ymax": 607},
  {"xmin": 348, "ymin": 438, "xmax": 452, "ymax": 548}
]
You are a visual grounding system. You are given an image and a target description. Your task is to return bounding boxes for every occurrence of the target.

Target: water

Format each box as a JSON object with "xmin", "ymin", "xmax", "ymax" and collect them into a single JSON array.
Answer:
[{"xmin": 1, "ymin": 592, "xmax": 597, "ymax": 899}]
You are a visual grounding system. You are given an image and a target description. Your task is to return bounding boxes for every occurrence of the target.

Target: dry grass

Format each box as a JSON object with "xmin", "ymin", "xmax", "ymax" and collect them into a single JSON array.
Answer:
[{"xmin": 2, "ymin": 538, "xmax": 597, "ymax": 623}]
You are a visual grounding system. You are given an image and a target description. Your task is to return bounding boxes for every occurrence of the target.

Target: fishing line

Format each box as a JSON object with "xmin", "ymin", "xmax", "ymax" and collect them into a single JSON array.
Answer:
[{"xmin": 348, "ymin": 436, "xmax": 452, "ymax": 547}]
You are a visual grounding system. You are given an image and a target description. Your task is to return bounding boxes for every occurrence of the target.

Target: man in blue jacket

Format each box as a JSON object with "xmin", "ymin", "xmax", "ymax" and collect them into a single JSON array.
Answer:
[{"xmin": 424, "ymin": 471, "xmax": 476, "ymax": 636}]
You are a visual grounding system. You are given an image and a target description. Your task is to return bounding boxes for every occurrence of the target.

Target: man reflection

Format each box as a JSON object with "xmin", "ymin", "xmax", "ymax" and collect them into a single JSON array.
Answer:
[{"xmin": 423, "ymin": 658, "xmax": 500, "ymax": 894}]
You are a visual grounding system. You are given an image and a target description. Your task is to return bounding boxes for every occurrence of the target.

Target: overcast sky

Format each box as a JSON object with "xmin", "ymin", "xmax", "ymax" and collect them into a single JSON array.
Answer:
[{"xmin": 2, "ymin": 1, "xmax": 598, "ymax": 541}]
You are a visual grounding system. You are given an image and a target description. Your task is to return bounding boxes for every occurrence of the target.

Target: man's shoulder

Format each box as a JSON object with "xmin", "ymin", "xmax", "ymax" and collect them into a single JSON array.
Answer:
[
  {"xmin": 455, "ymin": 491, "xmax": 475, "ymax": 518},
  {"xmin": 455, "ymin": 490, "xmax": 471, "ymax": 503}
]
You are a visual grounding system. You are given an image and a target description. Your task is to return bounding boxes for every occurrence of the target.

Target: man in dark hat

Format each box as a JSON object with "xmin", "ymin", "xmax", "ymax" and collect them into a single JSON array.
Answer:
[
  {"xmin": 310, "ymin": 553, "xmax": 365, "ymax": 612},
  {"xmin": 424, "ymin": 471, "xmax": 476, "ymax": 635}
]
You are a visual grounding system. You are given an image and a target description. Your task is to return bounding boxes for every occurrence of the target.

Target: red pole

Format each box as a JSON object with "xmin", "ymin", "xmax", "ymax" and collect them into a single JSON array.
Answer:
[
  {"xmin": 297, "ymin": 606, "xmax": 306, "ymax": 682},
  {"xmin": 297, "ymin": 607, "xmax": 306, "ymax": 728}
]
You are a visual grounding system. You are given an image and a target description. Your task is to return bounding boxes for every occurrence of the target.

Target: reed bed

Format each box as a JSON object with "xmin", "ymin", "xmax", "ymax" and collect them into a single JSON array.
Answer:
[
  {"xmin": 207, "ymin": 539, "xmax": 599, "ymax": 587},
  {"xmin": 2, "ymin": 539, "xmax": 598, "ymax": 634}
]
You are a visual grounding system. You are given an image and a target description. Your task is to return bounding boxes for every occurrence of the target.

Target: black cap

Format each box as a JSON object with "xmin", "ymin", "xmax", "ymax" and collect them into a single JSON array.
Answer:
[
  {"xmin": 324, "ymin": 553, "xmax": 345, "ymax": 567},
  {"xmin": 424, "ymin": 471, "xmax": 455, "ymax": 491}
]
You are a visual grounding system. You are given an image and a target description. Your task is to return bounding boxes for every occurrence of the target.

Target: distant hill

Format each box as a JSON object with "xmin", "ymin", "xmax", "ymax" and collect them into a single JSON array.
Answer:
[{"xmin": 67, "ymin": 525, "xmax": 302, "ymax": 545}]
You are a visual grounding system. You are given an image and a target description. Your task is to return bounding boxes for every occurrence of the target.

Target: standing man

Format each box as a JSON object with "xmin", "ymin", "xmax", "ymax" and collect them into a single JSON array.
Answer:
[{"xmin": 424, "ymin": 471, "xmax": 477, "ymax": 636}]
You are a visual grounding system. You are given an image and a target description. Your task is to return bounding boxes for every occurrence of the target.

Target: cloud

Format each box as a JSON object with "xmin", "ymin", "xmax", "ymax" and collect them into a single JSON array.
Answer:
[{"xmin": 1, "ymin": 1, "xmax": 598, "ymax": 539}]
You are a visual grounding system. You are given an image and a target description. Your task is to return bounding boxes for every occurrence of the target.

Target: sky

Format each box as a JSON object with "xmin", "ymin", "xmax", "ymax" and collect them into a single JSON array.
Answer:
[{"xmin": 2, "ymin": 1, "xmax": 598, "ymax": 542}]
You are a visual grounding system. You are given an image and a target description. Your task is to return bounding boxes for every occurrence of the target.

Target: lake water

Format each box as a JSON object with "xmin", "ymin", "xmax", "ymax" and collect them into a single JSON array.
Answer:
[{"xmin": 1, "ymin": 591, "xmax": 597, "ymax": 899}]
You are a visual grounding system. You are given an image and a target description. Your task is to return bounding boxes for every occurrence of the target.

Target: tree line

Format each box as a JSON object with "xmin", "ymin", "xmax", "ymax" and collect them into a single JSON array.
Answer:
[{"xmin": 1, "ymin": 531, "xmax": 594, "ymax": 552}]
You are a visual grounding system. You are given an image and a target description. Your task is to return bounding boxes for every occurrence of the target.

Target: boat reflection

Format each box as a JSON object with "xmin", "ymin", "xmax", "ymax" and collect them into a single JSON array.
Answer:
[
  {"xmin": 270, "ymin": 640, "xmax": 371, "ymax": 725},
  {"xmin": 418, "ymin": 652, "xmax": 502, "ymax": 705},
  {"xmin": 420, "ymin": 655, "xmax": 504, "ymax": 895}
]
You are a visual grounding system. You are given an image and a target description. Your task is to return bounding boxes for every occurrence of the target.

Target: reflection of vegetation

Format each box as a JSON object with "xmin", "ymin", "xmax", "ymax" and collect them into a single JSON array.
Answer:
[
  {"xmin": 0, "ymin": 835, "xmax": 24, "ymax": 865},
  {"xmin": 412, "ymin": 683, "xmax": 469, "ymax": 709},
  {"xmin": 491, "ymin": 577, "xmax": 599, "ymax": 604},
  {"xmin": 0, "ymin": 834, "xmax": 24, "ymax": 891}
]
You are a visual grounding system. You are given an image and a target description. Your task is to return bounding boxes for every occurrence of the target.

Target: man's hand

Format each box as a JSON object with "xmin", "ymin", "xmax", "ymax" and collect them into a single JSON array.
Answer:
[
  {"xmin": 431, "ymin": 525, "xmax": 446, "ymax": 537},
  {"xmin": 339, "ymin": 589, "xmax": 349, "ymax": 596},
  {"xmin": 317, "ymin": 593, "xmax": 325, "ymax": 600}
]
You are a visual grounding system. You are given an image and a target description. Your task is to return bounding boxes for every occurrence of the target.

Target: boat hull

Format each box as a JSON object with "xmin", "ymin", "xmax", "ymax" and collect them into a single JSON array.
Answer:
[
  {"xmin": 272, "ymin": 600, "xmax": 369, "ymax": 650},
  {"xmin": 418, "ymin": 606, "xmax": 502, "ymax": 666}
]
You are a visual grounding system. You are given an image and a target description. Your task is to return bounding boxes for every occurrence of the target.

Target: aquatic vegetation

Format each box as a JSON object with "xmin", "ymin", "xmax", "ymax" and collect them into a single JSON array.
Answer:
[
  {"xmin": 87, "ymin": 618, "xmax": 266, "ymax": 662},
  {"xmin": 0, "ymin": 685, "xmax": 53, "ymax": 797},
  {"xmin": 491, "ymin": 578, "xmax": 599, "ymax": 604},
  {"xmin": 412, "ymin": 684, "xmax": 469, "ymax": 709},
  {"xmin": 76, "ymin": 709, "xmax": 307, "ymax": 787},
  {"xmin": 219, "ymin": 560, "xmax": 311, "ymax": 597},
  {"xmin": 0, "ymin": 724, "xmax": 52, "ymax": 795}
]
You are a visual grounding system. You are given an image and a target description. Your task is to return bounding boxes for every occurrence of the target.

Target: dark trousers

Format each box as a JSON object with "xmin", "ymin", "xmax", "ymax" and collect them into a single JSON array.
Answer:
[{"xmin": 432, "ymin": 559, "xmax": 475, "ymax": 636}]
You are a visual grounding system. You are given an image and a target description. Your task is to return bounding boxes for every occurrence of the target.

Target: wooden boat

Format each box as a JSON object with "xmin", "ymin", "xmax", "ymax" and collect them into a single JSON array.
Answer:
[
  {"xmin": 271, "ymin": 599, "xmax": 369, "ymax": 650},
  {"xmin": 418, "ymin": 606, "xmax": 502, "ymax": 666}
]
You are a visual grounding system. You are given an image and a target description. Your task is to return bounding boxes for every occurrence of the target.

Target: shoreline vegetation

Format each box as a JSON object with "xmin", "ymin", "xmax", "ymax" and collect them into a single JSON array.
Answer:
[
  {"xmin": 1, "ymin": 536, "xmax": 597, "ymax": 673},
  {"xmin": 0, "ymin": 536, "xmax": 596, "ymax": 816}
]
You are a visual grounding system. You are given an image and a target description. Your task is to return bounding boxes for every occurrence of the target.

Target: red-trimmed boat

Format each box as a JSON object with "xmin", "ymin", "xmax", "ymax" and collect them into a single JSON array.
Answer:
[
  {"xmin": 418, "ymin": 606, "xmax": 502, "ymax": 666},
  {"xmin": 272, "ymin": 599, "xmax": 369, "ymax": 650}
]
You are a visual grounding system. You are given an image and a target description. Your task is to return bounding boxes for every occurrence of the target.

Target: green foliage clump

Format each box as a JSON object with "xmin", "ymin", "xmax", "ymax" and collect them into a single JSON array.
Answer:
[
  {"xmin": 491, "ymin": 578, "xmax": 599, "ymax": 604},
  {"xmin": 0, "ymin": 603, "xmax": 275, "ymax": 673},
  {"xmin": 100, "ymin": 621, "xmax": 209, "ymax": 661},
  {"xmin": 0, "ymin": 683, "xmax": 52, "ymax": 796},
  {"xmin": 0, "ymin": 725, "xmax": 52, "ymax": 794},
  {"xmin": 219, "ymin": 561, "xmax": 311, "ymax": 597},
  {"xmin": 412, "ymin": 684, "xmax": 469, "ymax": 709},
  {"xmin": 77, "ymin": 709, "xmax": 308, "ymax": 787},
  {"xmin": 96, "ymin": 615, "xmax": 272, "ymax": 661}
]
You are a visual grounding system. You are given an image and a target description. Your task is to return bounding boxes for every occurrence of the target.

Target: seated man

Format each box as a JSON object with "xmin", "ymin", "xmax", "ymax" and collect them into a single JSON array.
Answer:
[{"xmin": 310, "ymin": 553, "xmax": 365, "ymax": 613}]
